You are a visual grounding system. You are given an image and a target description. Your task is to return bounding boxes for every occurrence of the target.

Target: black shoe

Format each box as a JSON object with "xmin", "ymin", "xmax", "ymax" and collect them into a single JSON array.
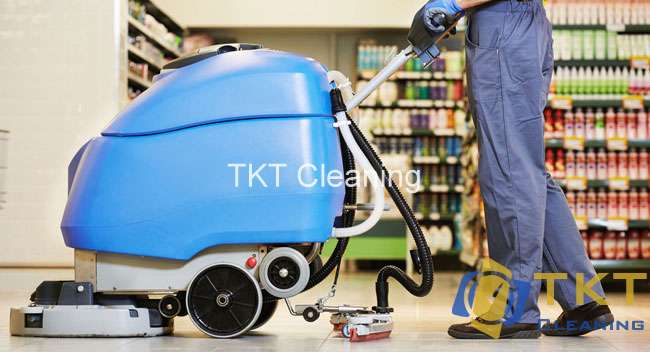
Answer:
[
  {"xmin": 448, "ymin": 318, "xmax": 541, "ymax": 339},
  {"xmin": 542, "ymin": 302, "xmax": 614, "ymax": 336}
]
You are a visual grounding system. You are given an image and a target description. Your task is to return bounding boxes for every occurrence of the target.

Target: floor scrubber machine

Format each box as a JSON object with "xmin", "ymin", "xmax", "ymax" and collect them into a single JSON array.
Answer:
[{"xmin": 10, "ymin": 6, "xmax": 459, "ymax": 341}]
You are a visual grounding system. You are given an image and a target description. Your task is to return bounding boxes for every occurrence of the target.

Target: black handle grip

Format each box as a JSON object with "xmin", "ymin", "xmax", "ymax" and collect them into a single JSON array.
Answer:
[{"xmin": 407, "ymin": 6, "xmax": 460, "ymax": 67}]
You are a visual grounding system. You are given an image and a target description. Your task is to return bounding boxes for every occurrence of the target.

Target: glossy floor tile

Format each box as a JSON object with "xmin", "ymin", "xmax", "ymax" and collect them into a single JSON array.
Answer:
[{"xmin": 1, "ymin": 268, "xmax": 648, "ymax": 351}]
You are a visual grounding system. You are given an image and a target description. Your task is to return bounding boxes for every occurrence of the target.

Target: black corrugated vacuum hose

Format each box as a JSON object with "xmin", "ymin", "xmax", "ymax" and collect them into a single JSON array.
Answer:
[
  {"xmin": 347, "ymin": 112, "xmax": 434, "ymax": 313},
  {"xmin": 263, "ymin": 130, "xmax": 356, "ymax": 303},
  {"xmin": 304, "ymin": 131, "xmax": 356, "ymax": 291}
]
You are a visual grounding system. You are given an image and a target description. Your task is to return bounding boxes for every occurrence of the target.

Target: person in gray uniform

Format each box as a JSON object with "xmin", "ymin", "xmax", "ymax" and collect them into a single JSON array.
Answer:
[{"xmin": 420, "ymin": 0, "xmax": 614, "ymax": 339}]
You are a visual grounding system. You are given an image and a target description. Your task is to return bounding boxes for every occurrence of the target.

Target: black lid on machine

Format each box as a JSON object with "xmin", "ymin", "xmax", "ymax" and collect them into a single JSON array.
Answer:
[{"xmin": 163, "ymin": 43, "xmax": 263, "ymax": 69}]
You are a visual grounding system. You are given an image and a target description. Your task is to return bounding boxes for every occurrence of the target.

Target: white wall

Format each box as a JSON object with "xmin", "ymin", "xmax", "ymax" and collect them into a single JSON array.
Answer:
[
  {"xmin": 156, "ymin": 0, "xmax": 424, "ymax": 28},
  {"xmin": 0, "ymin": 0, "xmax": 123, "ymax": 266}
]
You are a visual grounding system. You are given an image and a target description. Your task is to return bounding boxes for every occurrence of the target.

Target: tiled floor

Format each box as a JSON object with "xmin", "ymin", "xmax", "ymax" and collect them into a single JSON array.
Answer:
[{"xmin": 1, "ymin": 268, "xmax": 649, "ymax": 351}]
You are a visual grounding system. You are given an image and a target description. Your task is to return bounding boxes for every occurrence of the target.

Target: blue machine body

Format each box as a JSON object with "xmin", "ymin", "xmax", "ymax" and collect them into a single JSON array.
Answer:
[{"xmin": 61, "ymin": 49, "xmax": 346, "ymax": 260}]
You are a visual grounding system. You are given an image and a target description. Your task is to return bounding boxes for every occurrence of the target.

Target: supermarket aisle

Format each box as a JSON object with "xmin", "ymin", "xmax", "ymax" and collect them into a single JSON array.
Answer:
[{"xmin": 1, "ymin": 269, "xmax": 649, "ymax": 352}]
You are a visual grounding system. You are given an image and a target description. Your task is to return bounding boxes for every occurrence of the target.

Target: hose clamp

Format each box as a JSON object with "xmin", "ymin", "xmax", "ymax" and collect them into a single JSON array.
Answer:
[{"xmin": 333, "ymin": 120, "xmax": 351, "ymax": 128}]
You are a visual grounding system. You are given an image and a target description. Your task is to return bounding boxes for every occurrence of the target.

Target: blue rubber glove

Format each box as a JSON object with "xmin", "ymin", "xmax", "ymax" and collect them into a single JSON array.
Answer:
[{"xmin": 423, "ymin": 0, "xmax": 465, "ymax": 32}]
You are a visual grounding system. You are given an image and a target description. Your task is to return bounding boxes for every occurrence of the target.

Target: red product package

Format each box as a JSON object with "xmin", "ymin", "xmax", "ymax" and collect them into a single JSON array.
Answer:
[
  {"xmin": 616, "ymin": 232, "xmax": 627, "ymax": 260},
  {"xmin": 628, "ymin": 231, "xmax": 641, "ymax": 259},
  {"xmin": 642, "ymin": 231, "xmax": 650, "ymax": 259},
  {"xmin": 554, "ymin": 109, "xmax": 565, "ymax": 138},
  {"xmin": 544, "ymin": 108, "xmax": 554, "ymax": 139},
  {"xmin": 603, "ymin": 231, "xmax": 617, "ymax": 259},
  {"xmin": 546, "ymin": 149, "xmax": 555, "ymax": 174},
  {"xmin": 589, "ymin": 231, "xmax": 604, "ymax": 259},
  {"xmin": 555, "ymin": 149, "xmax": 566, "ymax": 179}
]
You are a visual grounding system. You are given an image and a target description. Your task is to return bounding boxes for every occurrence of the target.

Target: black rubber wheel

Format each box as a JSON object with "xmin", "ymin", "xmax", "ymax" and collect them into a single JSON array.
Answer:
[
  {"xmin": 186, "ymin": 264, "xmax": 262, "ymax": 338},
  {"xmin": 309, "ymin": 255, "xmax": 323, "ymax": 277},
  {"xmin": 268, "ymin": 257, "xmax": 301, "ymax": 289},
  {"xmin": 176, "ymin": 291, "xmax": 188, "ymax": 317},
  {"xmin": 250, "ymin": 299, "xmax": 279, "ymax": 330},
  {"xmin": 158, "ymin": 295, "xmax": 182, "ymax": 318},
  {"xmin": 302, "ymin": 306, "xmax": 320, "ymax": 322}
]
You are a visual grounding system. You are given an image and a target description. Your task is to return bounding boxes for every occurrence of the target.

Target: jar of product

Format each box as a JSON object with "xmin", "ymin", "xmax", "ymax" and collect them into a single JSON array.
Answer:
[
  {"xmin": 603, "ymin": 231, "xmax": 617, "ymax": 259},
  {"xmin": 616, "ymin": 231, "xmax": 627, "ymax": 259},
  {"xmin": 642, "ymin": 231, "xmax": 650, "ymax": 259},
  {"xmin": 628, "ymin": 231, "xmax": 641, "ymax": 259},
  {"xmin": 589, "ymin": 231, "xmax": 604, "ymax": 259}
]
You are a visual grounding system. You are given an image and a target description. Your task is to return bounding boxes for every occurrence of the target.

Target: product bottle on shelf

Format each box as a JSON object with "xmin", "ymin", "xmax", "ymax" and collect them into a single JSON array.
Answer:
[
  {"xmin": 566, "ymin": 150, "xmax": 576, "ymax": 177},
  {"xmin": 587, "ymin": 149, "xmax": 597, "ymax": 179},
  {"xmin": 604, "ymin": 231, "xmax": 617, "ymax": 260},
  {"xmin": 597, "ymin": 148, "xmax": 608, "ymax": 180},
  {"xmin": 608, "ymin": 190, "xmax": 618, "ymax": 218},
  {"xmin": 630, "ymin": 189, "xmax": 640, "ymax": 221},
  {"xmin": 597, "ymin": 188, "xmax": 608, "ymax": 219},
  {"xmin": 616, "ymin": 231, "xmax": 627, "ymax": 260},
  {"xmin": 628, "ymin": 230, "xmax": 641, "ymax": 259}
]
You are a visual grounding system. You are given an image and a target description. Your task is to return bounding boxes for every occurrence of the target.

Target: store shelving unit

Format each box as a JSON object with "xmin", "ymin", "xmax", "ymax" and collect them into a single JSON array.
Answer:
[
  {"xmin": 337, "ymin": 40, "xmax": 467, "ymax": 270},
  {"xmin": 592, "ymin": 259, "xmax": 650, "ymax": 271},
  {"xmin": 363, "ymin": 100, "xmax": 465, "ymax": 109},
  {"xmin": 553, "ymin": 24, "xmax": 650, "ymax": 33},
  {"xmin": 546, "ymin": 18, "xmax": 650, "ymax": 270},
  {"xmin": 124, "ymin": 0, "xmax": 185, "ymax": 103},
  {"xmin": 127, "ymin": 44, "xmax": 163, "ymax": 71},
  {"xmin": 555, "ymin": 59, "xmax": 631, "ymax": 68},
  {"xmin": 546, "ymin": 138, "xmax": 650, "ymax": 149}
]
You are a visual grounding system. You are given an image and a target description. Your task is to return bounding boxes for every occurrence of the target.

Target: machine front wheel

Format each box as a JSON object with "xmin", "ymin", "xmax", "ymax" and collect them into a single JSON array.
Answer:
[{"xmin": 186, "ymin": 264, "xmax": 262, "ymax": 338}]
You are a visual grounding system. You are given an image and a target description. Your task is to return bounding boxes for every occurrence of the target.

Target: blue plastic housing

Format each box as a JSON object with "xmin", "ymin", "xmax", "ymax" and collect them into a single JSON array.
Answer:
[{"xmin": 61, "ymin": 49, "xmax": 345, "ymax": 260}]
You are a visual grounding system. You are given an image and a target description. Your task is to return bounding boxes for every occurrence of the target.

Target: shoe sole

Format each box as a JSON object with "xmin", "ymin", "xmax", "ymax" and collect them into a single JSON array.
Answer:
[
  {"xmin": 448, "ymin": 328, "xmax": 541, "ymax": 339},
  {"xmin": 541, "ymin": 313, "xmax": 615, "ymax": 337}
]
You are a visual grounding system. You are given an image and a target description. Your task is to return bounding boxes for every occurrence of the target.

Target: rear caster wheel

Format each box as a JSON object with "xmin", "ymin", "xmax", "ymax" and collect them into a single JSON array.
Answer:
[
  {"xmin": 250, "ymin": 299, "xmax": 279, "ymax": 330},
  {"xmin": 158, "ymin": 294, "xmax": 182, "ymax": 318},
  {"xmin": 186, "ymin": 264, "xmax": 262, "ymax": 338},
  {"xmin": 341, "ymin": 324, "xmax": 351, "ymax": 338},
  {"xmin": 302, "ymin": 306, "xmax": 320, "ymax": 322}
]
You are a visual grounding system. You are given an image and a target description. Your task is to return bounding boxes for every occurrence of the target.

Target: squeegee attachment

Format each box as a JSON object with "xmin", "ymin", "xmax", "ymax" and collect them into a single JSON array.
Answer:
[{"xmin": 331, "ymin": 311, "xmax": 393, "ymax": 342}]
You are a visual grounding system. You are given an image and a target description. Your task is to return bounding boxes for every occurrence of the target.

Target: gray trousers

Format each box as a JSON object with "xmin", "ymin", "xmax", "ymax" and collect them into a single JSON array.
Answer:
[{"xmin": 465, "ymin": 0, "xmax": 605, "ymax": 323}]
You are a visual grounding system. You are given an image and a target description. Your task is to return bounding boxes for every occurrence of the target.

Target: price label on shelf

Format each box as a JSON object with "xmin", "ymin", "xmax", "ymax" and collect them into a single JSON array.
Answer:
[
  {"xmin": 550, "ymin": 96, "xmax": 573, "ymax": 110},
  {"xmin": 575, "ymin": 216, "xmax": 588, "ymax": 231},
  {"xmin": 606, "ymin": 137, "xmax": 629, "ymax": 151},
  {"xmin": 429, "ymin": 213, "xmax": 441, "ymax": 221},
  {"xmin": 565, "ymin": 176, "xmax": 587, "ymax": 191},
  {"xmin": 606, "ymin": 217, "xmax": 629, "ymax": 231},
  {"xmin": 606, "ymin": 24, "xmax": 626, "ymax": 32},
  {"xmin": 415, "ymin": 100, "xmax": 434, "ymax": 108},
  {"xmin": 622, "ymin": 95, "xmax": 644, "ymax": 110},
  {"xmin": 446, "ymin": 156, "xmax": 459, "ymax": 164},
  {"xmin": 608, "ymin": 176, "xmax": 630, "ymax": 191},
  {"xmin": 564, "ymin": 136, "xmax": 585, "ymax": 150},
  {"xmin": 434, "ymin": 128, "xmax": 455, "ymax": 136},
  {"xmin": 430, "ymin": 185, "xmax": 450, "ymax": 192},
  {"xmin": 630, "ymin": 57, "xmax": 650, "ymax": 70},
  {"xmin": 397, "ymin": 99, "xmax": 416, "ymax": 107},
  {"xmin": 413, "ymin": 156, "xmax": 440, "ymax": 164},
  {"xmin": 414, "ymin": 212, "xmax": 424, "ymax": 220}
]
